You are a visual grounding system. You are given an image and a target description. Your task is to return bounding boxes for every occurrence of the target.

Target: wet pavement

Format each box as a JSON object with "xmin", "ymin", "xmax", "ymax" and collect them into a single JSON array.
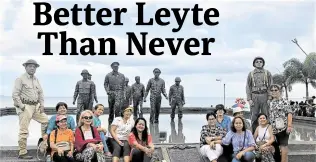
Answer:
[{"xmin": 0, "ymin": 114, "xmax": 315, "ymax": 146}]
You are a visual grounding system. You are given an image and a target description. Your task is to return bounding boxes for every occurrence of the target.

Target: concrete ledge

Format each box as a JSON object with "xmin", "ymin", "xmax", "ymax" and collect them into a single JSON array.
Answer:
[
  {"xmin": 1, "ymin": 107, "xmax": 315, "ymax": 124},
  {"xmin": 1, "ymin": 142, "xmax": 316, "ymax": 162}
]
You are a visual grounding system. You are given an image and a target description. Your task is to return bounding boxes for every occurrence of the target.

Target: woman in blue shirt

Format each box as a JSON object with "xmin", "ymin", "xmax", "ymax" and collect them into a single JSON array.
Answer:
[
  {"xmin": 222, "ymin": 116, "xmax": 256, "ymax": 162},
  {"xmin": 45, "ymin": 102, "xmax": 76, "ymax": 135},
  {"xmin": 214, "ymin": 104, "xmax": 231, "ymax": 132}
]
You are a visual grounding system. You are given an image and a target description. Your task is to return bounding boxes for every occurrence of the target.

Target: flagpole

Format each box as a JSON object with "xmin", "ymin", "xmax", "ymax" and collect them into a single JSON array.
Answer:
[{"xmin": 216, "ymin": 79, "xmax": 225, "ymax": 107}]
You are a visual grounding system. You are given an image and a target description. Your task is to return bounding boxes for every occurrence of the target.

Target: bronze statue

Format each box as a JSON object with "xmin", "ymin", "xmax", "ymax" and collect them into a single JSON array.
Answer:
[
  {"xmin": 88, "ymin": 73, "xmax": 98, "ymax": 110},
  {"xmin": 123, "ymin": 77, "xmax": 132, "ymax": 109},
  {"xmin": 12, "ymin": 59, "xmax": 49, "ymax": 159},
  {"xmin": 104, "ymin": 62, "xmax": 125, "ymax": 124},
  {"xmin": 144, "ymin": 68, "xmax": 168, "ymax": 123},
  {"xmin": 246, "ymin": 56, "xmax": 273, "ymax": 133},
  {"xmin": 131, "ymin": 76, "xmax": 145, "ymax": 119},
  {"xmin": 169, "ymin": 77, "xmax": 185, "ymax": 120},
  {"xmin": 73, "ymin": 69, "xmax": 96, "ymax": 123}
]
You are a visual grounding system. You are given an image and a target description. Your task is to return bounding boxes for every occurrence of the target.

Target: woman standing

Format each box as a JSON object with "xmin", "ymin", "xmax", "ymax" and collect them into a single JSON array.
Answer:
[
  {"xmin": 253, "ymin": 113, "xmax": 275, "ymax": 162},
  {"xmin": 109, "ymin": 106, "xmax": 134, "ymax": 162},
  {"xmin": 222, "ymin": 117, "xmax": 256, "ymax": 162},
  {"xmin": 128, "ymin": 118, "xmax": 155, "ymax": 162},
  {"xmin": 269, "ymin": 84, "xmax": 293, "ymax": 162}
]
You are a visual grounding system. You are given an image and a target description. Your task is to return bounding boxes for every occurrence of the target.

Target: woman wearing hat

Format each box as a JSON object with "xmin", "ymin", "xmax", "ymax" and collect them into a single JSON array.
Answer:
[
  {"xmin": 49, "ymin": 115, "xmax": 75, "ymax": 162},
  {"xmin": 109, "ymin": 106, "xmax": 135, "ymax": 162},
  {"xmin": 214, "ymin": 104, "xmax": 231, "ymax": 132}
]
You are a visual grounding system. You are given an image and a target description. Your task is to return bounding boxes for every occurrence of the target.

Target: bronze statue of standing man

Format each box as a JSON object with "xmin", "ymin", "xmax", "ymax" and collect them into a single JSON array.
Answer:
[
  {"xmin": 104, "ymin": 62, "xmax": 126, "ymax": 124},
  {"xmin": 73, "ymin": 69, "xmax": 96, "ymax": 123},
  {"xmin": 144, "ymin": 68, "xmax": 168, "ymax": 123},
  {"xmin": 131, "ymin": 76, "xmax": 145, "ymax": 119},
  {"xmin": 123, "ymin": 77, "xmax": 132, "ymax": 109},
  {"xmin": 12, "ymin": 59, "xmax": 49, "ymax": 159},
  {"xmin": 246, "ymin": 56, "xmax": 273, "ymax": 133},
  {"xmin": 169, "ymin": 77, "xmax": 185, "ymax": 120},
  {"xmin": 88, "ymin": 73, "xmax": 98, "ymax": 110}
]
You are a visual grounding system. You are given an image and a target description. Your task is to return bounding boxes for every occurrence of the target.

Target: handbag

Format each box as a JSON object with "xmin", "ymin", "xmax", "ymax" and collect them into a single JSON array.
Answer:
[{"xmin": 56, "ymin": 141, "xmax": 71, "ymax": 151}]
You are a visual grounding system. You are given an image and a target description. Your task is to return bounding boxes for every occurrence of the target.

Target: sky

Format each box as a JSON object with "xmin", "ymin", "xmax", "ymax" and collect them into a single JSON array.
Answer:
[{"xmin": 0, "ymin": 0, "xmax": 315, "ymax": 99}]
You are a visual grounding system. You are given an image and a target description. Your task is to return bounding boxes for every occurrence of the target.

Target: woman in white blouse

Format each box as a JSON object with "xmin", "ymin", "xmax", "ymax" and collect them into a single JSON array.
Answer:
[
  {"xmin": 109, "ymin": 106, "xmax": 134, "ymax": 162},
  {"xmin": 253, "ymin": 113, "xmax": 275, "ymax": 162}
]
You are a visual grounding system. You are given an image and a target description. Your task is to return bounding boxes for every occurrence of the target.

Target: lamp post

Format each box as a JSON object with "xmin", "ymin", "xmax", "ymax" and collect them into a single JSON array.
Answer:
[{"xmin": 216, "ymin": 79, "xmax": 226, "ymax": 108}]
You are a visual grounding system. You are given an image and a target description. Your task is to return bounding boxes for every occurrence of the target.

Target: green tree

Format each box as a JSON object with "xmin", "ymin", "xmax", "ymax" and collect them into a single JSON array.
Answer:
[
  {"xmin": 283, "ymin": 52, "xmax": 316, "ymax": 98},
  {"xmin": 272, "ymin": 73, "xmax": 292, "ymax": 99}
]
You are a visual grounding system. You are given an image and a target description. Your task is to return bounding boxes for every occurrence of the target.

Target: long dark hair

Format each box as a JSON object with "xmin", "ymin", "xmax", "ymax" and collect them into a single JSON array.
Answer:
[{"xmin": 131, "ymin": 118, "xmax": 148, "ymax": 144}]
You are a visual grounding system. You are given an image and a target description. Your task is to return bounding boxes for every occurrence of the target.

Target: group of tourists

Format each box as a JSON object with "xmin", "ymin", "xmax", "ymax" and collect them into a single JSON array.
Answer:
[
  {"xmin": 291, "ymin": 97, "xmax": 316, "ymax": 117},
  {"xmin": 12, "ymin": 59, "xmax": 157, "ymax": 162},
  {"xmin": 12, "ymin": 57, "xmax": 294, "ymax": 162},
  {"xmin": 200, "ymin": 84, "xmax": 293, "ymax": 162}
]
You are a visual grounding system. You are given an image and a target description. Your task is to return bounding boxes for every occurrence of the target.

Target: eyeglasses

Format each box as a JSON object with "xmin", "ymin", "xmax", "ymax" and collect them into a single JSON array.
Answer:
[
  {"xmin": 256, "ymin": 61, "xmax": 263, "ymax": 63},
  {"xmin": 271, "ymin": 89, "xmax": 279, "ymax": 92},
  {"xmin": 83, "ymin": 116, "xmax": 93, "ymax": 120}
]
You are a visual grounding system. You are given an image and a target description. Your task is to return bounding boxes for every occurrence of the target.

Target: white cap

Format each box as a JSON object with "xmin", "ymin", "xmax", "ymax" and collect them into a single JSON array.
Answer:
[{"xmin": 233, "ymin": 107, "xmax": 244, "ymax": 115}]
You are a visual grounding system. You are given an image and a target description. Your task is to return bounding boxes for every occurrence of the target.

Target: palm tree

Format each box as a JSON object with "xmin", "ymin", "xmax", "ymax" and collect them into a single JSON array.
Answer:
[
  {"xmin": 272, "ymin": 73, "xmax": 292, "ymax": 99},
  {"xmin": 283, "ymin": 52, "xmax": 316, "ymax": 98}
]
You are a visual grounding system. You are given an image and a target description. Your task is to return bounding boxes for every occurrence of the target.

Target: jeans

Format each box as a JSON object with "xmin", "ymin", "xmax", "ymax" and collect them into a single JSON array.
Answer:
[
  {"xmin": 100, "ymin": 132, "xmax": 110, "ymax": 152},
  {"xmin": 232, "ymin": 151, "xmax": 255, "ymax": 162}
]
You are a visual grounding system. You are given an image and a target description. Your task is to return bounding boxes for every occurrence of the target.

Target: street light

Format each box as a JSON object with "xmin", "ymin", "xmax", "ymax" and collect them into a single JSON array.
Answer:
[{"xmin": 216, "ymin": 79, "xmax": 226, "ymax": 108}]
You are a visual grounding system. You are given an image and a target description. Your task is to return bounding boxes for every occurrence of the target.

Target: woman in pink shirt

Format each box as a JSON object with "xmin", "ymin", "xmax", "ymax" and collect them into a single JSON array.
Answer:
[{"xmin": 128, "ymin": 118, "xmax": 155, "ymax": 162}]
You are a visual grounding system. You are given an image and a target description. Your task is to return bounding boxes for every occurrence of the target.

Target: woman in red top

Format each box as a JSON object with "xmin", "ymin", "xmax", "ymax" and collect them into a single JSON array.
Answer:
[
  {"xmin": 128, "ymin": 118, "xmax": 155, "ymax": 162},
  {"xmin": 74, "ymin": 110, "xmax": 105, "ymax": 162}
]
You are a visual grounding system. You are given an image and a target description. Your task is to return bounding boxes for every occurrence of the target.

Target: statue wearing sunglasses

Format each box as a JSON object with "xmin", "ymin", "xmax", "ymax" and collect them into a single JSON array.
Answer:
[{"xmin": 246, "ymin": 56, "xmax": 273, "ymax": 133}]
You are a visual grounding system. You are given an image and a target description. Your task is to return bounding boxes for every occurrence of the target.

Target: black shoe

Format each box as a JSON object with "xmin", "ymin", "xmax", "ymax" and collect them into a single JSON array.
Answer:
[{"xmin": 18, "ymin": 154, "xmax": 33, "ymax": 159}]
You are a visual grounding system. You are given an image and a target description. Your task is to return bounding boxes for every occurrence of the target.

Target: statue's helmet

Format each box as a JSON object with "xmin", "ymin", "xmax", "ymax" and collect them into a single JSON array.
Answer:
[
  {"xmin": 175, "ymin": 77, "xmax": 181, "ymax": 82},
  {"xmin": 22, "ymin": 59, "xmax": 40, "ymax": 67},
  {"xmin": 81, "ymin": 69, "xmax": 89, "ymax": 75},
  {"xmin": 253, "ymin": 56, "xmax": 265, "ymax": 67}
]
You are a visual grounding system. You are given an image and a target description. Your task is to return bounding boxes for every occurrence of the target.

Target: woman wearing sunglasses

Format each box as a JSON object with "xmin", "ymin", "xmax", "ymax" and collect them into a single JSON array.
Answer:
[
  {"xmin": 74, "ymin": 110, "xmax": 106, "ymax": 162},
  {"xmin": 268, "ymin": 84, "xmax": 293, "ymax": 162}
]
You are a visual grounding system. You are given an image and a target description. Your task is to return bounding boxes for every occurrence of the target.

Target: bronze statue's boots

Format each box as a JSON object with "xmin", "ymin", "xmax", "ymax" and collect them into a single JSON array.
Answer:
[{"xmin": 18, "ymin": 153, "xmax": 33, "ymax": 159}]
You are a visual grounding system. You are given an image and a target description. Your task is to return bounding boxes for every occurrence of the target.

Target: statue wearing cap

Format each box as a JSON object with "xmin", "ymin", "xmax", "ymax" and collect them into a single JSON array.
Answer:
[
  {"xmin": 12, "ymin": 59, "xmax": 48, "ymax": 159},
  {"xmin": 87, "ymin": 73, "xmax": 98, "ymax": 108},
  {"xmin": 123, "ymin": 77, "xmax": 132, "ymax": 109},
  {"xmin": 246, "ymin": 56, "xmax": 273, "ymax": 133},
  {"xmin": 144, "ymin": 68, "xmax": 168, "ymax": 123},
  {"xmin": 73, "ymin": 69, "xmax": 96, "ymax": 123},
  {"xmin": 168, "ymin": 77, "xmax": 185, "ymax": 120},
  {"xmin": 131, "ymin": 76, "xmax": 145, "ymax": 119},
  {"xmin": 104, "ymin": 61, "xmax": 126, "ymax": 124}
]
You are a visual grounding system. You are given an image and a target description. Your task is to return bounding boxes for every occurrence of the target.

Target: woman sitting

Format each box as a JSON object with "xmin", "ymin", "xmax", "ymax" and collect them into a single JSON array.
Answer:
[
  {"xmin": 49, "ymin": 115, "xmax": 75, "ymax": 162},
  {"xmin": 45, "ymin": 102, "xmax": 76, "ymax": 138},
  {"xmin": 214, "ymin": 104, "xmax": 231, "ymax": 132},
  {"xmin": 199, "ymin": 112, "xmax": 226, "ymax": 162},
  {"xmin": 74, "ymin": 110, "xmax": 105, "ymax": 162},
  {"xmin": 222, "ymin": 116, "xmax": 256, "ymax": 162},
  {"xmin": 129, "ymin": 117, "xmax": 155, "ymax": 162},
  {"xmin": 109, "ymin": 106, "xmax": 134, "ymax": 162},
  {"xmin": 253, "ymin": 113, "xmax": 275, "ymax": 162}
]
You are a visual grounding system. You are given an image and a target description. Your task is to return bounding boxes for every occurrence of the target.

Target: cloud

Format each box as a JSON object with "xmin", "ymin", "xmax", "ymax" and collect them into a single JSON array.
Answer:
[{"xmin": 0, "ymin": 0, "xmax": 315, "ymax": 100}]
